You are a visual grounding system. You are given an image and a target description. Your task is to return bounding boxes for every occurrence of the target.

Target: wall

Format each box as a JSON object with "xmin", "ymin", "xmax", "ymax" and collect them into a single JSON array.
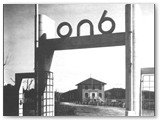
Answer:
[{"xmin": 78, "ymin": 84, "xmax": 105, "ymax": 102}]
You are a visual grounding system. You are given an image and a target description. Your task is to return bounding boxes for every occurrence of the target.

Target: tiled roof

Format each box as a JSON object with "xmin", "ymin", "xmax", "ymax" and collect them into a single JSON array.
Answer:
[{"xmin": 76, "ymin": 77, "xmax": 106, "ymax": 86}]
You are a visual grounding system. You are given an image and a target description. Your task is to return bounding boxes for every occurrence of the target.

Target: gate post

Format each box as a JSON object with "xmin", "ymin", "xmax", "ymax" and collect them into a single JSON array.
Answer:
[
  {"xmin": 125, "ymin": 4, "xmax": 134, "ymax": 116},
  {"xmin": 125, "ymin": 4, "xmax": 141, "ymax": 116},
  {"xmin": 35, "ymin": 13, "xmax": 55, "ymax": 116}
]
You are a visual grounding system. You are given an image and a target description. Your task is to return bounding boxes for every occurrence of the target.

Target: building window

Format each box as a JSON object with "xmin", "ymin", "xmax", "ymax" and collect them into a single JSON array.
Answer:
[
  {"xmin": 85, "ymin": 93, "xmax": 88, "ymax": 98},
  {"xmin": 92, "ymin": 93, "xmax": 95, "ymax": 98},
  {"xmin": 85, "ymin": 85, "xmax": 88, "ymax": 90},
  {"xmin": 99, "ymin": 85, "xmax": 102, "ymax": 90},
  {"xmin": 93, "ymin": 86, "xmax": 95, "ymax": 90},
  {"xmin": 99, "ymin": 93, "xmax": 102, "ymax": 98}
]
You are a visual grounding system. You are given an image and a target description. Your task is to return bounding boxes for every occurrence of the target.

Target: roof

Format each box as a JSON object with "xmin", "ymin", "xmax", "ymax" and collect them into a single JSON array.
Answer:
[
  {"xmin": 63, "ymin": 89, "xmax": 78, "ymax": 94},
  {"xmin": 76, "ymin": 78, "xmax": 106, "ymax": 86},
  {"xmin": 105, "ymin": 88, "xmax": 125, "ymax": 93}
]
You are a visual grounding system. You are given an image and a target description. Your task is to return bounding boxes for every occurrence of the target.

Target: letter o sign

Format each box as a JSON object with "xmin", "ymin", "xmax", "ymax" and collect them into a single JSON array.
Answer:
[{"xmin": 57, "ymin": 22, "xmax": 72, "ymax": 38}]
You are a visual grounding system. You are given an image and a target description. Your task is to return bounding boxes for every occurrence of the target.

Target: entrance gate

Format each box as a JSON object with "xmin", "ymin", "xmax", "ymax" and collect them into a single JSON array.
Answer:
[{"xmin": 15, "ymin": 4, "xmax": 144, "ymax": 116}]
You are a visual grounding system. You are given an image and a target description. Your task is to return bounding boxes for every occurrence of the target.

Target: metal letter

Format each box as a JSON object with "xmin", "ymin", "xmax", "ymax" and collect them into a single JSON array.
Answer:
[
  {"xmin": 98, "ymin": 10, "xmax": 115, "ymax": 34},
  {"xmin": 57, "ymin": 22, "xmax": 72, "ymax": 38},
  {"xmin": 77, "ymin": 19, "xmax": 94, "ymax": 36}
]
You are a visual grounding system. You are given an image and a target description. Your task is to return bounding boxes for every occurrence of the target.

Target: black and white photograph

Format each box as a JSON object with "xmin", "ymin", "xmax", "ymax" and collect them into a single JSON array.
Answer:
[{"xmin": 3, "ymin": 3, "xmax": 155, "ymax": 116}]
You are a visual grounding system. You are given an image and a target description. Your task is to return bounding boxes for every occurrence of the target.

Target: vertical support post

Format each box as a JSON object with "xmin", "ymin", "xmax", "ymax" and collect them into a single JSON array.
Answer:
[
  {"xmin": 125, "ymin": 4, "xmax": 141, "ymax": 116},
  {"xmin": 139, "ymin": 73, "xmax": 143, "ymax": 116},
  {"xmin": 125, "ymin": 4, "xmax": 135, "ymax": 116},
  {"xmin": 133, "ymin": 5, "xmax": 142, "ymax": 116},
  {"xmin": 34, "ymin": 4, "xmax": 40, "ymax": 116}
]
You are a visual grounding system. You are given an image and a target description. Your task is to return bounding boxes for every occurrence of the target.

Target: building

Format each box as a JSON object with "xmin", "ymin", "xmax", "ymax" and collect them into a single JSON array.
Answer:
[
  {"xmin": 61, "ymin": 78, "xmax": 106, "ymax": 104},
  {"xmin": 105, "ymin": 88, "xmax": 125, "ymax": 107},
  {"xmin": 105, "ymin": 88, "xmax": 125, "ymax": 99}
]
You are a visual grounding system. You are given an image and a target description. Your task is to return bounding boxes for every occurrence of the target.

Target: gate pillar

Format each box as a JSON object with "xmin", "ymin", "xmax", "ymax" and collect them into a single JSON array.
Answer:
[{"xmin": 125, "ymin": 4, "xmax": 142, "ymax": 116}]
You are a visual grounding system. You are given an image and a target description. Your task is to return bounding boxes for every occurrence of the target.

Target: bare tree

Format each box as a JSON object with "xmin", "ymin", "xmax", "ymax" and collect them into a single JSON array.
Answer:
[
  {"xmin": 26, "ymin": 79, "xmax": 34, "ymax": 90},
  {"xmin": 10, "ymin": 78, "xmax": 15, "ymax": 84}
]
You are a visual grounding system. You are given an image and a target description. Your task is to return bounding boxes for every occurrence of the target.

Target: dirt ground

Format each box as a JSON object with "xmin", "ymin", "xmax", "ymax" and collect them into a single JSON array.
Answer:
[
  {"xmin": 56, "ymin": 102, "xmax": 155, "ymax": 116},
  {"xmin": 59, "ymin": 102, "xmax": 125, "ymax": 116}
]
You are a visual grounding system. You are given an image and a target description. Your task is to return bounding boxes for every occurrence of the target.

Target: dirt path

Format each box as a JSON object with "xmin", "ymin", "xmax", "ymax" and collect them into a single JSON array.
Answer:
[{"xmin": 60, "ymin": 102, "xmax": 125, "ymax": 116}]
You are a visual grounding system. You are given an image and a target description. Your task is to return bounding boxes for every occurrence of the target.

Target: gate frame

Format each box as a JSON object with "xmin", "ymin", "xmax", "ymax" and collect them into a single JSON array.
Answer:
[
  {"xmin": 15, "ymin": 73, "xmax": 35, "ymax": 116},
  {"xmin": 34, "ymin": 4, "xmax": 140, "ymax": 116}
]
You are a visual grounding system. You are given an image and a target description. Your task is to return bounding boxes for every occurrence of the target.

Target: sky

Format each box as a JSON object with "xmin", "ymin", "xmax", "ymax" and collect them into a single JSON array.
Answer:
[{"xmin": 3, "ymin": 4, "xmax": 154, "ymax": 92}]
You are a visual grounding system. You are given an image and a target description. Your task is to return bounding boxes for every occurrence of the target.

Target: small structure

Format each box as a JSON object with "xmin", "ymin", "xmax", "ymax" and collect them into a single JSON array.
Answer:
[
  {"xmin": 140, "ymin": 68, "xmax": 155, "ymax": 116},
  {"xmin": 61, "ymin": 78, "xmax": 106, "ymax": 105}
]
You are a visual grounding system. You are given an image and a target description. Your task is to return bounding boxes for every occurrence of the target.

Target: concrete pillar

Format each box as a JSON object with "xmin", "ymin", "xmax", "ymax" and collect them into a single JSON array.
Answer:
[
  {"xmin": 125, "ymin": 4, "xmax": 142, "ymax": 116},
  {"xmin": 37, "ymin": 14, "xmax": 55, "ymax": 116},
  {"xmin": 125, "ymin": 4, "xmax": 134, "ymax": 116},
  {"xmin": 133, "ymin": 4, "xmax": 143, "ymax": 116}
]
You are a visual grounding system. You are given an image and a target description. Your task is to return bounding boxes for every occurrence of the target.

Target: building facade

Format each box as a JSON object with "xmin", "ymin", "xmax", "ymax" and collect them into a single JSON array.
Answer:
[{"xmin": 61, "ymin": 78, "xmax": 106, "ymax": 104}]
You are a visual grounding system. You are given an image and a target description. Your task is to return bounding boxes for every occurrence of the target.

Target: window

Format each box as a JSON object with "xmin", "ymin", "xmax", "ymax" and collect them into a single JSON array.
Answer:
[
  {"xmin": 93, "ymin": 86, "xmax": 95, "ymax": 90},
  {"xmin": 92, "ymin": 93, "xmax": 95, "ymax": 98},
  {"xmin": 85, "ymin": 93, "xmax": 88, "ymax": 98},
  {"xmin": 99, "ymin": 85, "xmax": 102, "ymax": 90},
  {"xmin": 99, "ymin": 93, "xmax": 102, "ymax": 98},
  {"xmin": 85, "ymin": 85, "xmax": 88, "ymax": 89}
]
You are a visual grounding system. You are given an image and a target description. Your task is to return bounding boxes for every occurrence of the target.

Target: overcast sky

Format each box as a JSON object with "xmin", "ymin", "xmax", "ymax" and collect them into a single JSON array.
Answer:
[{"xmin": 4, "ymin": 4, "xmax": 154, "ymax": 92}]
